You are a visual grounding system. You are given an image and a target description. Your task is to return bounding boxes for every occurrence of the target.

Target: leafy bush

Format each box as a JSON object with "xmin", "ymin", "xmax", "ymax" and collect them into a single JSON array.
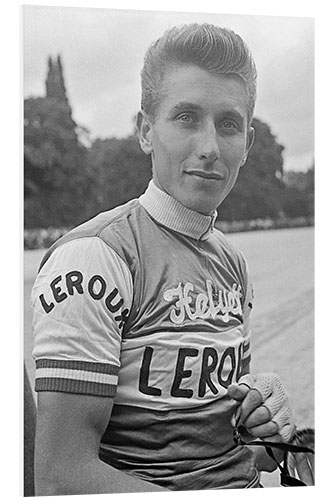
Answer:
[{"xmin": 24, "ymin": 227, "xmax": 70, "ymax": 250}]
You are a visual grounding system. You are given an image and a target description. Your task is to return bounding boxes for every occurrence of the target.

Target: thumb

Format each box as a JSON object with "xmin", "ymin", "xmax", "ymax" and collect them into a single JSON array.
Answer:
[{"xmin": 227, "ymin": 383, "xmax": 250, "ymax": 401}]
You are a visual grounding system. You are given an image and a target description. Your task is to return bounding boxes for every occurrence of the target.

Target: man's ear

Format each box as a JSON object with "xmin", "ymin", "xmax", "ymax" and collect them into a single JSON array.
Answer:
[
  {"xmin": 240, "ymin": 126, "xmax": 255, "ymax": 167},
  {"xmin": 136, "ymin": 110, "xmax": 153, "ymax": 155},
  {"xmin": 247, "ymin": 126, "xmax": 255, "ymax": 152}
]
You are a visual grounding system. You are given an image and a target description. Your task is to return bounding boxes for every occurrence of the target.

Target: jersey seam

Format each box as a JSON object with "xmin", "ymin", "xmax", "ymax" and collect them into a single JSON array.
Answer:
[
  {"xmin": 95, "ymin": 234, "xmax": 136, "ymax": 328},
  {"xmin": 95, "ymin": 199, "xmax": 140, "ymax": 236}
]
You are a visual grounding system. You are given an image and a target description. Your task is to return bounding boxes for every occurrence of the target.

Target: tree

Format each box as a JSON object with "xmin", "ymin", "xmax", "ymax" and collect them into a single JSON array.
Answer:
[
  {"xmin": 218, "ymin": 118, "xmax": 286, "ymax": 220},
  {"xmin": 87, "ymin": 135, "xmax": 152, "ymax": 212},
  {"xmin": 24, "ymin": 56, "xmax": 96, "ymax": 228},
  {"xmin": 282, "ymin": 163, "xmax": 314, "ymax": 217}
]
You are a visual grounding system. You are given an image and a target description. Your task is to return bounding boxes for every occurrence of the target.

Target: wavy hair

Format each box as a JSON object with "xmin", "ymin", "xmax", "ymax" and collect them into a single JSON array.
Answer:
[{"xmin": 141, "ymin": 23, "xmax": 257, "ymax": 123}]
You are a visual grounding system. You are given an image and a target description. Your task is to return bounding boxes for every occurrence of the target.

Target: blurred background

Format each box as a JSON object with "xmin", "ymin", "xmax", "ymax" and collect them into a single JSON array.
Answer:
[{"xmin": 23, "ymin": 6, "xmax": 314, "ymax": 245}]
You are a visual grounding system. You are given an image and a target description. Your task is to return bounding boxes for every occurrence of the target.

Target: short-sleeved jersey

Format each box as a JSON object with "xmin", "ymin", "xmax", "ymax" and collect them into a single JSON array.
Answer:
[{"xmin": 31, "ymin": 181, "xmax": 258, "ymax": 490}]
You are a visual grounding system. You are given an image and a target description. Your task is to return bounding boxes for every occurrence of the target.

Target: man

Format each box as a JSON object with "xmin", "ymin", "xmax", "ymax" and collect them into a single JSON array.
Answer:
[{"xmin": 31, "ymin": 23, "xmax": 295, "ymax": 494}]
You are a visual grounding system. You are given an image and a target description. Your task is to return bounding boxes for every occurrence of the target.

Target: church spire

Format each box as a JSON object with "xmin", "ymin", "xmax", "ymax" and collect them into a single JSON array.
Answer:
[{"xmin": 45, "ymin": 54, "xmax": 68, "ymax": 103}]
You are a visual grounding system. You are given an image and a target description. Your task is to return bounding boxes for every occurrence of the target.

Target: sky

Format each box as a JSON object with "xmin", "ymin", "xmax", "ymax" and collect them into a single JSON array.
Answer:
[{"xmin": 23, "ymin": 5, "xmax": 314, "ymax": 172}]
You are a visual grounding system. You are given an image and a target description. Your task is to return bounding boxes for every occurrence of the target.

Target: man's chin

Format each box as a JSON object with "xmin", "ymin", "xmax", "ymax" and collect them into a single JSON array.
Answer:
[{"xmin": 180, "ymin": 187, "xmax": 228, "ymax": 215}]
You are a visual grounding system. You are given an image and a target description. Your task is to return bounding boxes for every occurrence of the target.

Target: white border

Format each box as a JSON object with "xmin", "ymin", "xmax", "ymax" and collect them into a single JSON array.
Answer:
[{"xmin": 2, "ymin": 1, "xmax": 329, "ymax": 499}]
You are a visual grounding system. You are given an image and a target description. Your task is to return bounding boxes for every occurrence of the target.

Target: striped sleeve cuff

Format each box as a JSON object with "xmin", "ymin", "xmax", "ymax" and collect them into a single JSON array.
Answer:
[{"xmin": 35, "ymin": 359, "xmax": 119, "ymax": 397}]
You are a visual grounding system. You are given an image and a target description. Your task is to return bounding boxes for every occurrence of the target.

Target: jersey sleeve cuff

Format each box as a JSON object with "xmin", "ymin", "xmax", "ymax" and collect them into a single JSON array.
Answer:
[{"xmin": 35, "ymin": 358, "xmax": 119, "ymax": 397}]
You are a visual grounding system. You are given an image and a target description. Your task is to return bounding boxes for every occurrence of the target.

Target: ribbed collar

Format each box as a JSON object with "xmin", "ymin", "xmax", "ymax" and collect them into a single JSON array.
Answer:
[{"xmin": 139, "ymin": 180, "xmax": 217, "ymax": 241}]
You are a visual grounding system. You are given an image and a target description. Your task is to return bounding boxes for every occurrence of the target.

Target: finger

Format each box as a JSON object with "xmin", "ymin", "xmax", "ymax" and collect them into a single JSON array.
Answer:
[
  {"xmin": 237, "ymin": 388, "xmax": 263, "ymax": 425},
  {"xmin": 262, "ymin": 433, "xmax": 283, "ymax": 443},
  {"xmin": 270, "ymin": 405, "xmax": 295, "ymax": 442},
  {"xmin": 262, "ymin": 391, "xmax": 287, "ymax": 420},
  {"xmin": 237, "ymin": 373, "xmax": 255, "ymax": 391},
  {"xmin": 227, "ymin": 383, "xmax": 249, "ymax": 402},
  {"xmin": 243, "ymin": 405, "xmax": 271, "ymax": 428},
  {"xmin": 245, "ymin": 420, "xmax": 279, "ymax": 439}
]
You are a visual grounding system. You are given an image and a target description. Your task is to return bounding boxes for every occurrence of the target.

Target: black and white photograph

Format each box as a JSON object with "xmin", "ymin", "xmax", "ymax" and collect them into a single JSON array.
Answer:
[{"xmin": 21, "ymin": 2, "xmax": 315, "ymax": 497}]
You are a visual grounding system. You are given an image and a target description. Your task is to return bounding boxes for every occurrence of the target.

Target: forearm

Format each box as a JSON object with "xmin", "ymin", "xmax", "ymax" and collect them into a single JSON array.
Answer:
[
  {"xmin": 34, "ymin": 392, "xmax": 166, "ymax": 495},
  {"xmin": 35, "ymin": 454, "xmax": 165, "ymax": 496}
]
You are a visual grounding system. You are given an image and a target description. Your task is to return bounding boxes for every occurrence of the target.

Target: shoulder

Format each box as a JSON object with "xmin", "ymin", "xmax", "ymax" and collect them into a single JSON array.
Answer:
[
  {"xmin": 212, "ymin": 227, "xmax": 248, "ymax": 269},
  {"xmin": 38, "ymin": 198, "xmax": 146, "ymax": 271}
]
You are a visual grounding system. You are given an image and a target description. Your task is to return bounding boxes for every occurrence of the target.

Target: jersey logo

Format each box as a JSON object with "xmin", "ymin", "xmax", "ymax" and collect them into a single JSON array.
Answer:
[
  {"xmin": 163, "ymin": 280, "xmax": 242, "ymax": 325},
  {"xmin": 38, "ymin": 270, "xmax": 129, "ymax": 329},
  {"xmin": 138, "ymin": 343, "xmax": 246, "ymax": 399}
]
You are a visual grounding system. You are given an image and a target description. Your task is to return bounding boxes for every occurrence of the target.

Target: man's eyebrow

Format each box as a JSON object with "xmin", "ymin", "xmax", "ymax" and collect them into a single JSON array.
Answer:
[
  {"xmin": 221, "ymin": 110, "xmax": 245, "ymax": 121},
  {"xmin": 169, "ymin": 102, "xmax": 203, "ymax": 114}
]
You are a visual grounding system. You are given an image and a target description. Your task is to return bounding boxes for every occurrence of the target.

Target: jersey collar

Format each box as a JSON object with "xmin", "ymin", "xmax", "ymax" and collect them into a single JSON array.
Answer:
[{"xmin": 139, "ymin": 180, "xmax": 217, "ymax": 241}]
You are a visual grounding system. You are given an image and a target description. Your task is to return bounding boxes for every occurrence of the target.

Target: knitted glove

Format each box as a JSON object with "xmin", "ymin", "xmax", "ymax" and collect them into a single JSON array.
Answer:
[{"xmin": 238, "ymin": 373, "xmax": 295, "ymax": 442}]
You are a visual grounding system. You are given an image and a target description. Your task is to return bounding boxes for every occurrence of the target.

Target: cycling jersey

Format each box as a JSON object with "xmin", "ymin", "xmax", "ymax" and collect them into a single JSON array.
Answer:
[{"xmin": 32, "ymin": 180, "xmax": 258, "ymax": 489}]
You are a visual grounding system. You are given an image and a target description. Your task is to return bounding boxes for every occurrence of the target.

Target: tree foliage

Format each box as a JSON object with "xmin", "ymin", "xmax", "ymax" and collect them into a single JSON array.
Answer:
[
  {"xmin": 218, "ymin": 118, "xmax": 286, "ymax": 220},
  {"xmin": 281, "ymin": 164, "xmax": 314, "ymax": 217},
  {"xmin": 24, "ymin": 96, "xmax": 96, "ymax": 227},
  {"xmin": 87, "ymin": 136, "xmax": 152, "ymax": 213}
]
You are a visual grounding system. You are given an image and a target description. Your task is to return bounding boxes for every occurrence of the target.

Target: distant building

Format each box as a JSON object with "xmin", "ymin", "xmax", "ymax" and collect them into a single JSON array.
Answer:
[{"xmin": 46, "ymin": 55, "xmax": 69, "ymax": 104}]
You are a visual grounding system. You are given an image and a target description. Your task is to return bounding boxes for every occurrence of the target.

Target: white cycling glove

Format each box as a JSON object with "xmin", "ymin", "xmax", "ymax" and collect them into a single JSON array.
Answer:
[{"xmin": 238, "ymin": 372, "xmax": 295, "ymax": 442}]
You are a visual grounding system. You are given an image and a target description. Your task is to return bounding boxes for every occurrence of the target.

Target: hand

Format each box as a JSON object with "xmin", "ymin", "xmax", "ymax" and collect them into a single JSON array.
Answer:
[{"xmin": 227, "ymin": 373, "xmax": 295, "ymax": 443}]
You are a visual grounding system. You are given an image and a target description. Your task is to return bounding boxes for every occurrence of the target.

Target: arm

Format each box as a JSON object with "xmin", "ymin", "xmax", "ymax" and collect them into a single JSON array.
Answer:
[
  {"xmin": 35, "ymin": 391, "xmax": 165, "ymax": 496},
  {"xmin": 32, "ymin": 238, "xmax": 164, "ymax": 493}
]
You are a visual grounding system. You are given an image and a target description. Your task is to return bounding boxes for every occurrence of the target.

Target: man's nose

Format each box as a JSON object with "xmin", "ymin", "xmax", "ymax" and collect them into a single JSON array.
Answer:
[{"xmin": 196, "ymin": 121, "xmax": 220, "ymax": 162}]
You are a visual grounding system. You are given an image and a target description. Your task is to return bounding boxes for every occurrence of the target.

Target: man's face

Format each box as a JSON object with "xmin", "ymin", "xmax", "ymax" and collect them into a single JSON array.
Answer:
[{"xmin": 138, "ymin": 65, "xmax": 254, "ymax": 215}]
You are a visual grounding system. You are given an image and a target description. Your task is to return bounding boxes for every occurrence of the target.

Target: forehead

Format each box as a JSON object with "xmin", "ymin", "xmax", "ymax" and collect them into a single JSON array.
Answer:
[{"xmin": 157, "ymin": 64, "xmax": 249, "ymax": 119}]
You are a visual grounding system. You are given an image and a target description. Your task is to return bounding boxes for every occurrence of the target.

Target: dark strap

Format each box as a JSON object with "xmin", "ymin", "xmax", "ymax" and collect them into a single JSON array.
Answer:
[
  {"xmin": 245, "ymin": 439, "xmax": 314, "ymax": 455},
  {"xmin": 238, "ymin": 437, "xmax": 314, "ymax": 487}
]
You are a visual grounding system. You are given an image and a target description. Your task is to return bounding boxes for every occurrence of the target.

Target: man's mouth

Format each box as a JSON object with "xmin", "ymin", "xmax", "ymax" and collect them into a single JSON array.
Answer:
[{"xmin": 185, "ymin": 170, "xmax": 224, "ymax": 181}]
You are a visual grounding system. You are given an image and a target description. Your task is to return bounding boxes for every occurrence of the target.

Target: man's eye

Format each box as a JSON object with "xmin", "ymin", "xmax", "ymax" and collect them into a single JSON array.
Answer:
[
  {"xmin": 218, "ymin": 120, "xmax": 237, "ymax": 129},
  {"xmin": 177, "ymin": 113, "xmax": 195, "ymax": 123}
]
